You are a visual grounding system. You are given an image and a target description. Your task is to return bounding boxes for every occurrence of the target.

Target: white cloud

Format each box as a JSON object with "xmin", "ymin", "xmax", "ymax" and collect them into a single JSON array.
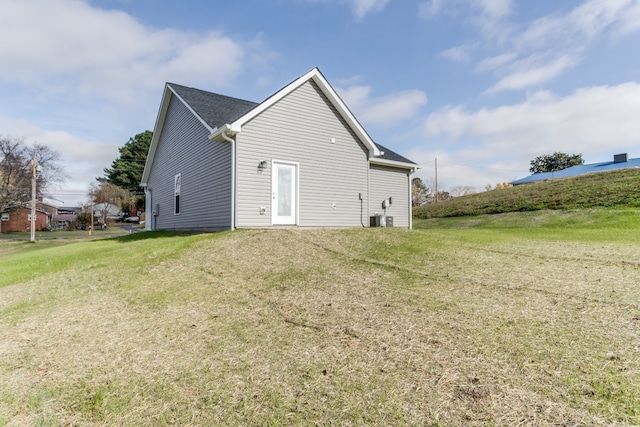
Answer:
[
  {"xmin": 424, "ymin": 0, "xmax": 514, "ymax": 66},
  {"xmin": 617, "ymin": 1, "xmax": 640, "ymax": 34},
  {"xmin": 0, "ymin": 0, "xmax": 264, "ymax": 203},
  {"xmin": 407, "ymin": 147, "xmax": 517, "ymax": 192},
  {"xmin": 517, "ymin": 0, "xmax": 632, "ymax": 51},
  {"xmin": 426, "ymin": 0, "xmax": 640, "ymax": 93},
  {"xmin": 424, "ymin": 82, "xmax": 640, "ymax": 162},
  {"xmin": 480, "ymin": 0, "xmax": 640, "ymax": 93},
  {"xmin": 475, "ymin": 52, "xmax": 517, "ymax": 72},
  {"xmin": 476, "ymin": 0, "xmax": 511, "ymax": 20},
  {"xmin": 418, "ymin": 0, "xmax": 443, "ymax": 19},
  {"xmin": 0, "ymin": 0, "xmax": 245, "ymax": 102},
  {"xmin": 419, "ymin": 0, "xmax": 511, "ymax": 28},
  {"xmin": 346, "ymin": 0, "xmax": 390, "ymax": 20},
  {"xmin": 338, "ymin": 85, "xmax": 428, "ymax": 127},
  {"xmin": 473, "ymin": 0, "xmax": 512, "ymax": 36},
  {"xmin": 440, "ymin": 45, "xmax": 472, "ymax": 63},
  {"xmin": 485, "ymin": 54, "xmax": 577, "ymax": 93},
  {"xmin": 411, "ymin": 82, "xmax": 640, "ymax": 190}
]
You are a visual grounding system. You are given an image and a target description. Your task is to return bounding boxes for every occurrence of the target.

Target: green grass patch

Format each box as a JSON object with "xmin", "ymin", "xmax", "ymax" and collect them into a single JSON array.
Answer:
[
  {"xmin": 415, "ymin": 209, "xmax": 640, "ymax": 243},
  {"xmin": 1, "ymin": 224, "xmax": 640, "ymax": 425},
  {"xmin": 415, "ymin": 168, "xmax": 640, "ymax": 219}
]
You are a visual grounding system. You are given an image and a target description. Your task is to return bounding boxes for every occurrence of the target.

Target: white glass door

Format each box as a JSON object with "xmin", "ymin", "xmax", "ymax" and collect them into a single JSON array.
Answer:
[{"xmin": 272, "ymin": 162, "xmax": 297, "ymax": 225}]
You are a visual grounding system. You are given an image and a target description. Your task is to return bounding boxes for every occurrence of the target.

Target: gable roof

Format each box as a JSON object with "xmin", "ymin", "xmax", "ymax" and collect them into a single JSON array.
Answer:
[
  {"xmin": 142, "ymin": 68, "xmax": 417, "ymax": 185},
  {"xmin": 512, "ymin": 155, "xmax": 640, "ymax": 185},
  {"xmin": 168, "ymin": 83, "xmax": 258, "ymax": 131},
  {"xmin": 208, "ymin": 68, "xmax": 382, "ymax": 157}
]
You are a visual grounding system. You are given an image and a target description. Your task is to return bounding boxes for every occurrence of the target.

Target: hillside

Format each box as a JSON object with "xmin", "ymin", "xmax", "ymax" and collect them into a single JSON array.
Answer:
[
  {"xmin": 1, "ymin": 225, "xmax": 640, "ymax": 425},
  {"xmin": 414, "ymin": 168, "xmax": 640, "ymax": 219}
]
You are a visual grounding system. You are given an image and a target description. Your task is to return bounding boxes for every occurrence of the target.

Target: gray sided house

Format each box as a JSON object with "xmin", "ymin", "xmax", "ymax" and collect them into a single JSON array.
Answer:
[{"xmin": 141, "ymin": 68, "xmax": 418, "ymax": 231}]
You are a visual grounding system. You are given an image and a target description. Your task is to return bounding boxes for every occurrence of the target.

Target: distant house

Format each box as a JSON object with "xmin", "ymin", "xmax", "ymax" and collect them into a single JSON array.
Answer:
[
  {"xmin": 0, "ymin": 202, "xmax": 55, "ymax": 233},
  {"xmin": 51, "ymin": 213, "xmax": 77, "ymax": 230},
  {"xmin": 512, "ymin": 153, "xmax": 640, "ymax": 185},
  {"xmin": 141, "ymin": 68, "xmax": 418, "ymax": 231}
]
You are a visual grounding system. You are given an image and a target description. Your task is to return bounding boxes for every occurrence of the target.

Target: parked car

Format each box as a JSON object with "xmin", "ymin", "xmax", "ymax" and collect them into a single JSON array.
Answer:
[
  {"xmin": 124, "ymin": 216, "xmax": 139, "ymax": 223},
  {"xmin": 109, "ymin": 213, "xmax": 127, "ymax": 222}
]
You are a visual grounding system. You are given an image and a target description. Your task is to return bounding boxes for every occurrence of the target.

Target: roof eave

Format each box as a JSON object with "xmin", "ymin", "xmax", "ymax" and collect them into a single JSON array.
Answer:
[
  {"xmin": 370, "ymin": 157, "xmax": 420, "ymax": 170},
  {"xmin": 208, "ymin": 123, "xmax": 242, "ymax": 142}
]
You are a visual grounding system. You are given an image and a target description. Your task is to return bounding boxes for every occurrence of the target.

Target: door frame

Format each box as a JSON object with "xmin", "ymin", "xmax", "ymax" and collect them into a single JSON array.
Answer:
[{"xmin": 271, "ymin": 160, "xmax": 299, "ymax": 225}]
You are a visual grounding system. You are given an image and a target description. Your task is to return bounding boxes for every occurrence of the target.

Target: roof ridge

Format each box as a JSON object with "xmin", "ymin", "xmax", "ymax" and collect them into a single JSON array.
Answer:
[{"xmin": 167, "ymin": 82, "xmax": 257, "ymax": 105}]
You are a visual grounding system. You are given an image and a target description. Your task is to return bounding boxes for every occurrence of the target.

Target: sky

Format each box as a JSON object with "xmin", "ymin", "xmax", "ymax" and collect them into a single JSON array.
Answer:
[{"xmin": 2, "ymin": 0, "xmax": 640, "ymax": 205}]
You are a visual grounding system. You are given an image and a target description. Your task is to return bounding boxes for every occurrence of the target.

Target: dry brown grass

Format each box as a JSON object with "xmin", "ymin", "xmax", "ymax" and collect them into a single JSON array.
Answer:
[{"xmin": 1, "ymin": 228, "xmax": 639, "ymax": 425}]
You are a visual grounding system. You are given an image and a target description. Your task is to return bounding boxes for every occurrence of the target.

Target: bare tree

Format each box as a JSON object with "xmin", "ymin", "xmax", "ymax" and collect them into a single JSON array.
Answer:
[
  {"xmin": 449, "ymin": 185, "xmax": 476, "ymax": 197},
  {"xmin": 1, "ymin": 135, "xmax": 64, "ymax": 232},
  {"xmin": 412, "ymin": 177, "xmax": 432, "ymax": 206},
  {"xmin": 89, "ymin": 181, "xmax": 132, "ymax": 224}
]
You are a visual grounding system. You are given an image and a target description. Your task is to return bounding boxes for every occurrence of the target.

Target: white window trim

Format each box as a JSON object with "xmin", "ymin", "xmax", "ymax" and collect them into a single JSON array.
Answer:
[{"xmin": 174, "ymin": 173, "xmax": 181, "ymax": 215}]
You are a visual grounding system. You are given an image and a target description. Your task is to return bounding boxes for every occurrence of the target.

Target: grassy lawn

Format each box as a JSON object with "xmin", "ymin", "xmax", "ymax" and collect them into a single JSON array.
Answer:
[
  {"xmin": 1, "ymin": 211, "xmax": 639, "ymax": 425},
  {"xmin": 414, "ymin": 168, "xmax": 640, "ymax": 219}
]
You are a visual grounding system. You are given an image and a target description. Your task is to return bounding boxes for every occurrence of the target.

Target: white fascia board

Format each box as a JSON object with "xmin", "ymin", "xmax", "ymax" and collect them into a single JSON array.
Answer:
[
  {"xmin": 208, "ymin": 123, "xmax": 242, "ymax": 142},
  {"xmin": 167, "ymin": 84, "xmax": 215, "ymax": 133},
  {"xmin": 208, "ymin": 125, "xmax": 228, "ymax": 141},
  {"xmin": 141, "ymin": 84, "xmax": 172, "ymax": 186},
  {"xmin": 142, "ymin": 83, "xmax": 217, "ymax": 186},
  {"xmin": 369, "ymin": 158, "xmax": 421, "ymax": 170},
  {"xmin": 210, "ymin": 68, "xmax": 381, "ymax": 156}
]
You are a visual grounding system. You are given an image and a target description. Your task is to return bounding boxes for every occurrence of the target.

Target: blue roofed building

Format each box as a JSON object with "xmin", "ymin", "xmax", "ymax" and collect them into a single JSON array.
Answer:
[{"xmin": 512, "ymin": 153, "xmax": 640, "ymax": 185}]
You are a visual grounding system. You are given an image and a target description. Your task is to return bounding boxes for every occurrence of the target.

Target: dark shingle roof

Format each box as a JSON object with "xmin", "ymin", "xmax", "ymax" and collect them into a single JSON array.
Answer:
[
  {"xmin": 168, "ymin": 82, "xmax": 416, "ymax": 167},
  {"xmin": 168, "ymin": 83, "xmax": 258, "ymax": 130},
  {"xmin": 374, "ymin": 143, "xmax": 417, "ymax": 165}
]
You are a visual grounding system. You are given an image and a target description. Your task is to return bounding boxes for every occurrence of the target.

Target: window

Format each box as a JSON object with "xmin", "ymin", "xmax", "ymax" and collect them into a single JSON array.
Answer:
[{"xmin": 174, "ymin": 174, "xmax": 181, "ymax": 215}]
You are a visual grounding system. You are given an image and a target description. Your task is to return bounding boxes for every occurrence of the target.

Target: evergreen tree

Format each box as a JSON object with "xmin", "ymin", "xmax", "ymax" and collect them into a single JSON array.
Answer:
[
  {"xmin": 101, "ymin": 130, "xmax": 152, "ymax": 192},
  {"xmin": 529, "ymin": 152, "xmax": 584, "ymax": 174}
]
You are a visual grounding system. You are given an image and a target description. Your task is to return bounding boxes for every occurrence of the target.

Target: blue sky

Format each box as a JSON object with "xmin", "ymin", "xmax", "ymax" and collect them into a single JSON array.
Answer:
[{"xmin": 2, "ymin": 0, "xmax": 640, "ymax": 205}]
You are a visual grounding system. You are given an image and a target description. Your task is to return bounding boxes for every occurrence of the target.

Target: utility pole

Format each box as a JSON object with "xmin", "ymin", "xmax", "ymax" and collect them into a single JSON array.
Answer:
[
  {"xmin": 434, "ymin": 158, "xmax": 438, "ymax": 204},
  {"xmin": 90, "ymin": 201, "xmax": 94, "ymax": 236},
  {"xmin": 30, "ymin": 154, "xmax": 36, "ymax": 242}
]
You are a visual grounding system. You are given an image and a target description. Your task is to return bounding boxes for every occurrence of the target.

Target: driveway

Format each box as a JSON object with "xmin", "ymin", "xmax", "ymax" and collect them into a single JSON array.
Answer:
[{"xmin": 116, "ymin": 224, "xmax": 144, "ymax": 234}]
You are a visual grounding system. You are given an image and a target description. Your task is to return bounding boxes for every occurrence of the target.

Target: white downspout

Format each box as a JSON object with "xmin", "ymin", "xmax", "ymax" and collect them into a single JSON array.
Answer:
[
  {"xmin": 144, "ymin": 188, "xmax": 152, "ymax": 231},
  {"xmin": 219, "ymin": 130, "xmax": 236, "ymax": 230},
  {"xmin": 408, "ymin": 169, "xmax": 414, "ymax": 230}
]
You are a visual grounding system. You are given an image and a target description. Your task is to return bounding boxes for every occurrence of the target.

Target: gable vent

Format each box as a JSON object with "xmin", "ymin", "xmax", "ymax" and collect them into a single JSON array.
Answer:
[{"xmin": 614, "ymin": 153, "xmax": 628, "ymax": 163}]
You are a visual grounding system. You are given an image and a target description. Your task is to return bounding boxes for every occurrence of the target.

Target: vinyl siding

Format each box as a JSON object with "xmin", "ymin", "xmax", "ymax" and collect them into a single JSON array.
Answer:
[
  {"xmin": 146, "ymin": 94, "xmax": 232, "ymax": 230},
  {"xmin": 369, "ymin": 164, "xmax": 411, "ymax": 228},
  {"xmin": 235, "ymin": 81, "xmax": 370, "ymax": 227}
]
